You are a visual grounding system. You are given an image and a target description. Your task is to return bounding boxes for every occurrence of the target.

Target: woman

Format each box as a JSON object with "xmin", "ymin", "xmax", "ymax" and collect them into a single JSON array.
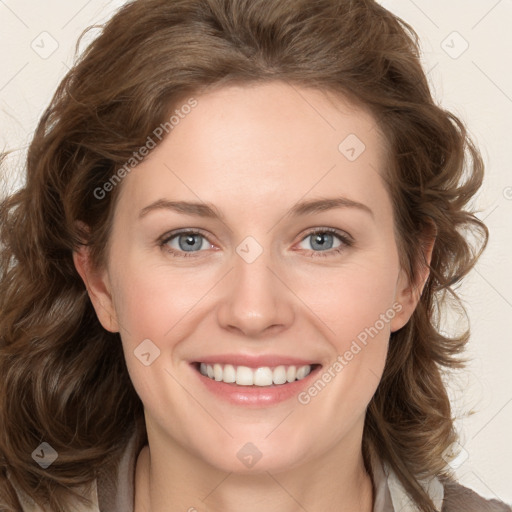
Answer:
[{"xmin": 0, "ymin": 0, "xmax": 509, "ymax": 511}]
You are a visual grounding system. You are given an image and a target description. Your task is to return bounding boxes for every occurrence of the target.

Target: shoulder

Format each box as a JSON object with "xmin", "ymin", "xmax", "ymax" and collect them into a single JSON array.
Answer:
[{"xmin": 442, "ymin": 480, "xmax": 512, "ymax": 512}]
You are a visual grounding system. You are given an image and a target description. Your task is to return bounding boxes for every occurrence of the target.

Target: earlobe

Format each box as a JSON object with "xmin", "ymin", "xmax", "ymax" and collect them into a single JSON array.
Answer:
[
  {"xmin": 390, "ymin": 269, "xmax": 427, "ymax": 332},
  {"xmin": 390, "ymin": 227, "xmax": 436, "ymax": 333},
  {"xmin": 72, "ymin": 245, "xmax": 120, "ymax": 333}
]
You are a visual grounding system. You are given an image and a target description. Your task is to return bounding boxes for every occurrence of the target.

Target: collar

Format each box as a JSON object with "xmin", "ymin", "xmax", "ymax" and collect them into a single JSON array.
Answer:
[{"xmin": 370, "ymin": 447, "xmax": 444, "ymax": 512}]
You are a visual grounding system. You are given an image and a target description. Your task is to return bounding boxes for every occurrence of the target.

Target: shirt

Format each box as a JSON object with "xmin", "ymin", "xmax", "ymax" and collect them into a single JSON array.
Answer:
[{"xmin": 13, "ymin": 432, "xmax": 511, "ymax": 512}]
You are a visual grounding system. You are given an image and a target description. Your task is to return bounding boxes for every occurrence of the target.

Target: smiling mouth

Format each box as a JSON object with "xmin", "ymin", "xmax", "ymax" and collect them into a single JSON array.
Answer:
[{"xmin": 194, "ymin": 362, "xmax": 322, "ymax": 387}]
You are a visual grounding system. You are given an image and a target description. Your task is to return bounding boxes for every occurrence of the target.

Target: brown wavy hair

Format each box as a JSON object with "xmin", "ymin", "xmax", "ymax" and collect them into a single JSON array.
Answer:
[{"xmin": 0, "ymin": 0, "xmax": 488, "ymax": 510}]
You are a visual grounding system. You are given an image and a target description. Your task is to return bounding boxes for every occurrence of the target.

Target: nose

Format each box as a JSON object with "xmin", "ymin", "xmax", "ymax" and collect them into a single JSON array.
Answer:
[{"xmin": 216, "ymin": 249, "xmax": 295, "ymax": 339}]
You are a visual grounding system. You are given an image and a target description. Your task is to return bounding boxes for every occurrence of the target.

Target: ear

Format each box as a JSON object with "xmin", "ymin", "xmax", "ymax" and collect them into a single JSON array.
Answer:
[
  {"xmin": 73, "ymin": 243, "xmax": 120, "ymax": 333},
  {"xmin": 390, "ymin": 223, "xmax": 436, "ymax": 333}
]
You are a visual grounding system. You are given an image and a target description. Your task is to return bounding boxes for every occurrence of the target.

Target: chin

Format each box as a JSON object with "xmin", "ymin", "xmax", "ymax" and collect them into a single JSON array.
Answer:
[{"xmin": 192, "ymin": 435, "xmax": 309, "ymax": 475}]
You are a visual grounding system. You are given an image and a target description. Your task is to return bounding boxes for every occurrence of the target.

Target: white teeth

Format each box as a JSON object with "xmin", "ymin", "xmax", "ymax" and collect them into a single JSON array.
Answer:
[
  {"xmin": 254, "ymin": 367, "xmax": 273, "ymax": 386},
  {"xmin": 296, "ymin": 366, "xmax": 310, "ymax": 380},
  {"xmin": 236, "ymin": 366, "xmax": 254, "ymax": 385},
  {"xmin": 223, "ymin": 364, "xmax": 236, "ymax": 383},
  {"xmin": 199, "ymin": 363, "xmax": 313, "ymax": 386},
  {"xmin": 213, "ymin": 363, "xmax": 223, "ymax": 381},
  {"xmin": 272, "ymin": 365, "xmax": 287, "ymax": 385}
]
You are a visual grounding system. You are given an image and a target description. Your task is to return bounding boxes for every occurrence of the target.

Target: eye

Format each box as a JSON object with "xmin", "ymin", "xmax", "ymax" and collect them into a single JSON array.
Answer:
[
  {"xmin": 297, "ymin": 228, "xmax": 353, "ymax": 257},
  {"xmin": 159, "ymin": 230, "xmax": 213, "ymax": 257},
  {"xmin": 158, "ymin": 227, "xmax": 353, "ymax": 259}
]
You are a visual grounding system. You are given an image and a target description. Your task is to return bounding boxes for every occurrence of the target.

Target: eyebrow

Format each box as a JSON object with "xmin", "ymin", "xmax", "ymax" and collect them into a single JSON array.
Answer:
[{"xmin": 138, "ymin": 196, "xmax": 374, "ymax": 220}]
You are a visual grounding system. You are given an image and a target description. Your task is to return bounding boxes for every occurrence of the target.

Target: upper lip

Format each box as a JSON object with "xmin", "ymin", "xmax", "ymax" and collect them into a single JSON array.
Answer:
[{"xmin": 192, "ymin": 354, "xmax": 320, "ymax": 368}]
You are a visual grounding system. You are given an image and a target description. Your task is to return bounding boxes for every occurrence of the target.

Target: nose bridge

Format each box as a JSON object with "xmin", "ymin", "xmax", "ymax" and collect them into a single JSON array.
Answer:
[{"xmin": 216, "ymin": 237, "xmax": 294, "ymax": 337}]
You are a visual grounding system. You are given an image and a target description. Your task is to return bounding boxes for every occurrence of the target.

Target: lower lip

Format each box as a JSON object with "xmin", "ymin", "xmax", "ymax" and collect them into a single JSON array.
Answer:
[{"xmin": 193, "ymin": 364, "xmax": 322, "ymax": 407}]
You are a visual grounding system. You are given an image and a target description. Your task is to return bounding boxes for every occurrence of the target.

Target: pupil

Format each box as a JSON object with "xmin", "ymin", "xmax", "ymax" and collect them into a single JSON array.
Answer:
[
  {"xmin": 312, "ymin": 233, "xmax": 333, "ymax": 250},
  {"xmin": 179, "ymin": 234, "xmax": 202, "ymax": 251}
]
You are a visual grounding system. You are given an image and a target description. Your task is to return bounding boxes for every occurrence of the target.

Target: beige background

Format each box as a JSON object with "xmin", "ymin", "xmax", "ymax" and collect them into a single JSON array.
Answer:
[{"xmin": 0, "ymin": 0, "xmax": 511, "ymax": 504}]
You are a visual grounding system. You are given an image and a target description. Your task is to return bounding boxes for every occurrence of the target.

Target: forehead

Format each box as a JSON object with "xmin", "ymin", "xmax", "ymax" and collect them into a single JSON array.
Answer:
[{"xmin": 117, "ymin": 81, "xmax": 391, "ymax": 220}]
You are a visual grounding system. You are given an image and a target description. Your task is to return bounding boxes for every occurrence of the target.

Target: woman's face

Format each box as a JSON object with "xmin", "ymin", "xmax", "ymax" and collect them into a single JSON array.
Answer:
[{"xmin": 80, "ymin": 81, "xmax": 420, "ymax": 474}]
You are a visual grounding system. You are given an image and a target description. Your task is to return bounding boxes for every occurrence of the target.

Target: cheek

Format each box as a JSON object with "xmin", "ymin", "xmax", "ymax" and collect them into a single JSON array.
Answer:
[
  {"xmin": 295, "ymin": 305, "xmax": 393, "ymax": 448},
  {"xmin": 291, "ymin": 261, "xmax": 399, "ymax": 407},
  {"xmin": 109, "ymin": 260, "xmax": 203, "ymax": 432},
  {"xmin": 110, "ymin": 257, "xmax": 214, "ymax": 343},
  {"xmin": 292, "ymin": 259, "xmax": 400, "ymax": 345},
  {"xmin": 107, "ymin": 254, "xmax": 225, "ymax": 408}
]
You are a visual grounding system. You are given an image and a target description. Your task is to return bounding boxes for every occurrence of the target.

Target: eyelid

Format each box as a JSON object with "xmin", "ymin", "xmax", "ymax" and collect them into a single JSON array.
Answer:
[
  {"xmin": 294, "ymin": 227, "xmax": 354, "ymax": 257},
  {"xmin": 299, "ymin": 227, "xmax": 354, "ymax": 245},
  {"xmin": 159, "ymin": 227, "xmax": 214, "ymax": 245},
  {"xmin": 157, "ymin": 228, "xmax": 214, "ymax": 254}
]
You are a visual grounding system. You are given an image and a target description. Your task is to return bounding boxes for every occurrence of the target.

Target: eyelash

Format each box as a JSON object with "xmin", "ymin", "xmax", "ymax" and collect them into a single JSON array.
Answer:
[{"xmin": 158, "ymin": 227, "xmax": 353, "ymax": 259}]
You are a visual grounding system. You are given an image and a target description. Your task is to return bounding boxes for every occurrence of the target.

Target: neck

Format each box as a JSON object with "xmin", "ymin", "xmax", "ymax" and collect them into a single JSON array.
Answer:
[{"xmin": 134, "ymin": 430, "xmax": 374, "ymax": 512}]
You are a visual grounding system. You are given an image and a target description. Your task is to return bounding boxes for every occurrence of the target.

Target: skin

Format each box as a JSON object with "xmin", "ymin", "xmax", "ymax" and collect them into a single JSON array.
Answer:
[{"xmin": 74, "ymin": 81, "xmax": 431, "ymax": 512}]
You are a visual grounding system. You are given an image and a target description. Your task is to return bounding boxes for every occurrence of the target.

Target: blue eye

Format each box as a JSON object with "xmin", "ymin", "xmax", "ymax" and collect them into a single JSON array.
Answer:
[
  {"xmin": 297, "ymin": 228, "xmax": 352, "ymax": 257},
  {"xmin": 159, "ymin": 228, "xmax": 352, "ymax": 259},
  {"xmin": 303, "ymin": 232, "xmax": 339, "ymax": 251},
  {"xmin": 161, "ymin": 231, "xmax": 212, "ymax": 256}
]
